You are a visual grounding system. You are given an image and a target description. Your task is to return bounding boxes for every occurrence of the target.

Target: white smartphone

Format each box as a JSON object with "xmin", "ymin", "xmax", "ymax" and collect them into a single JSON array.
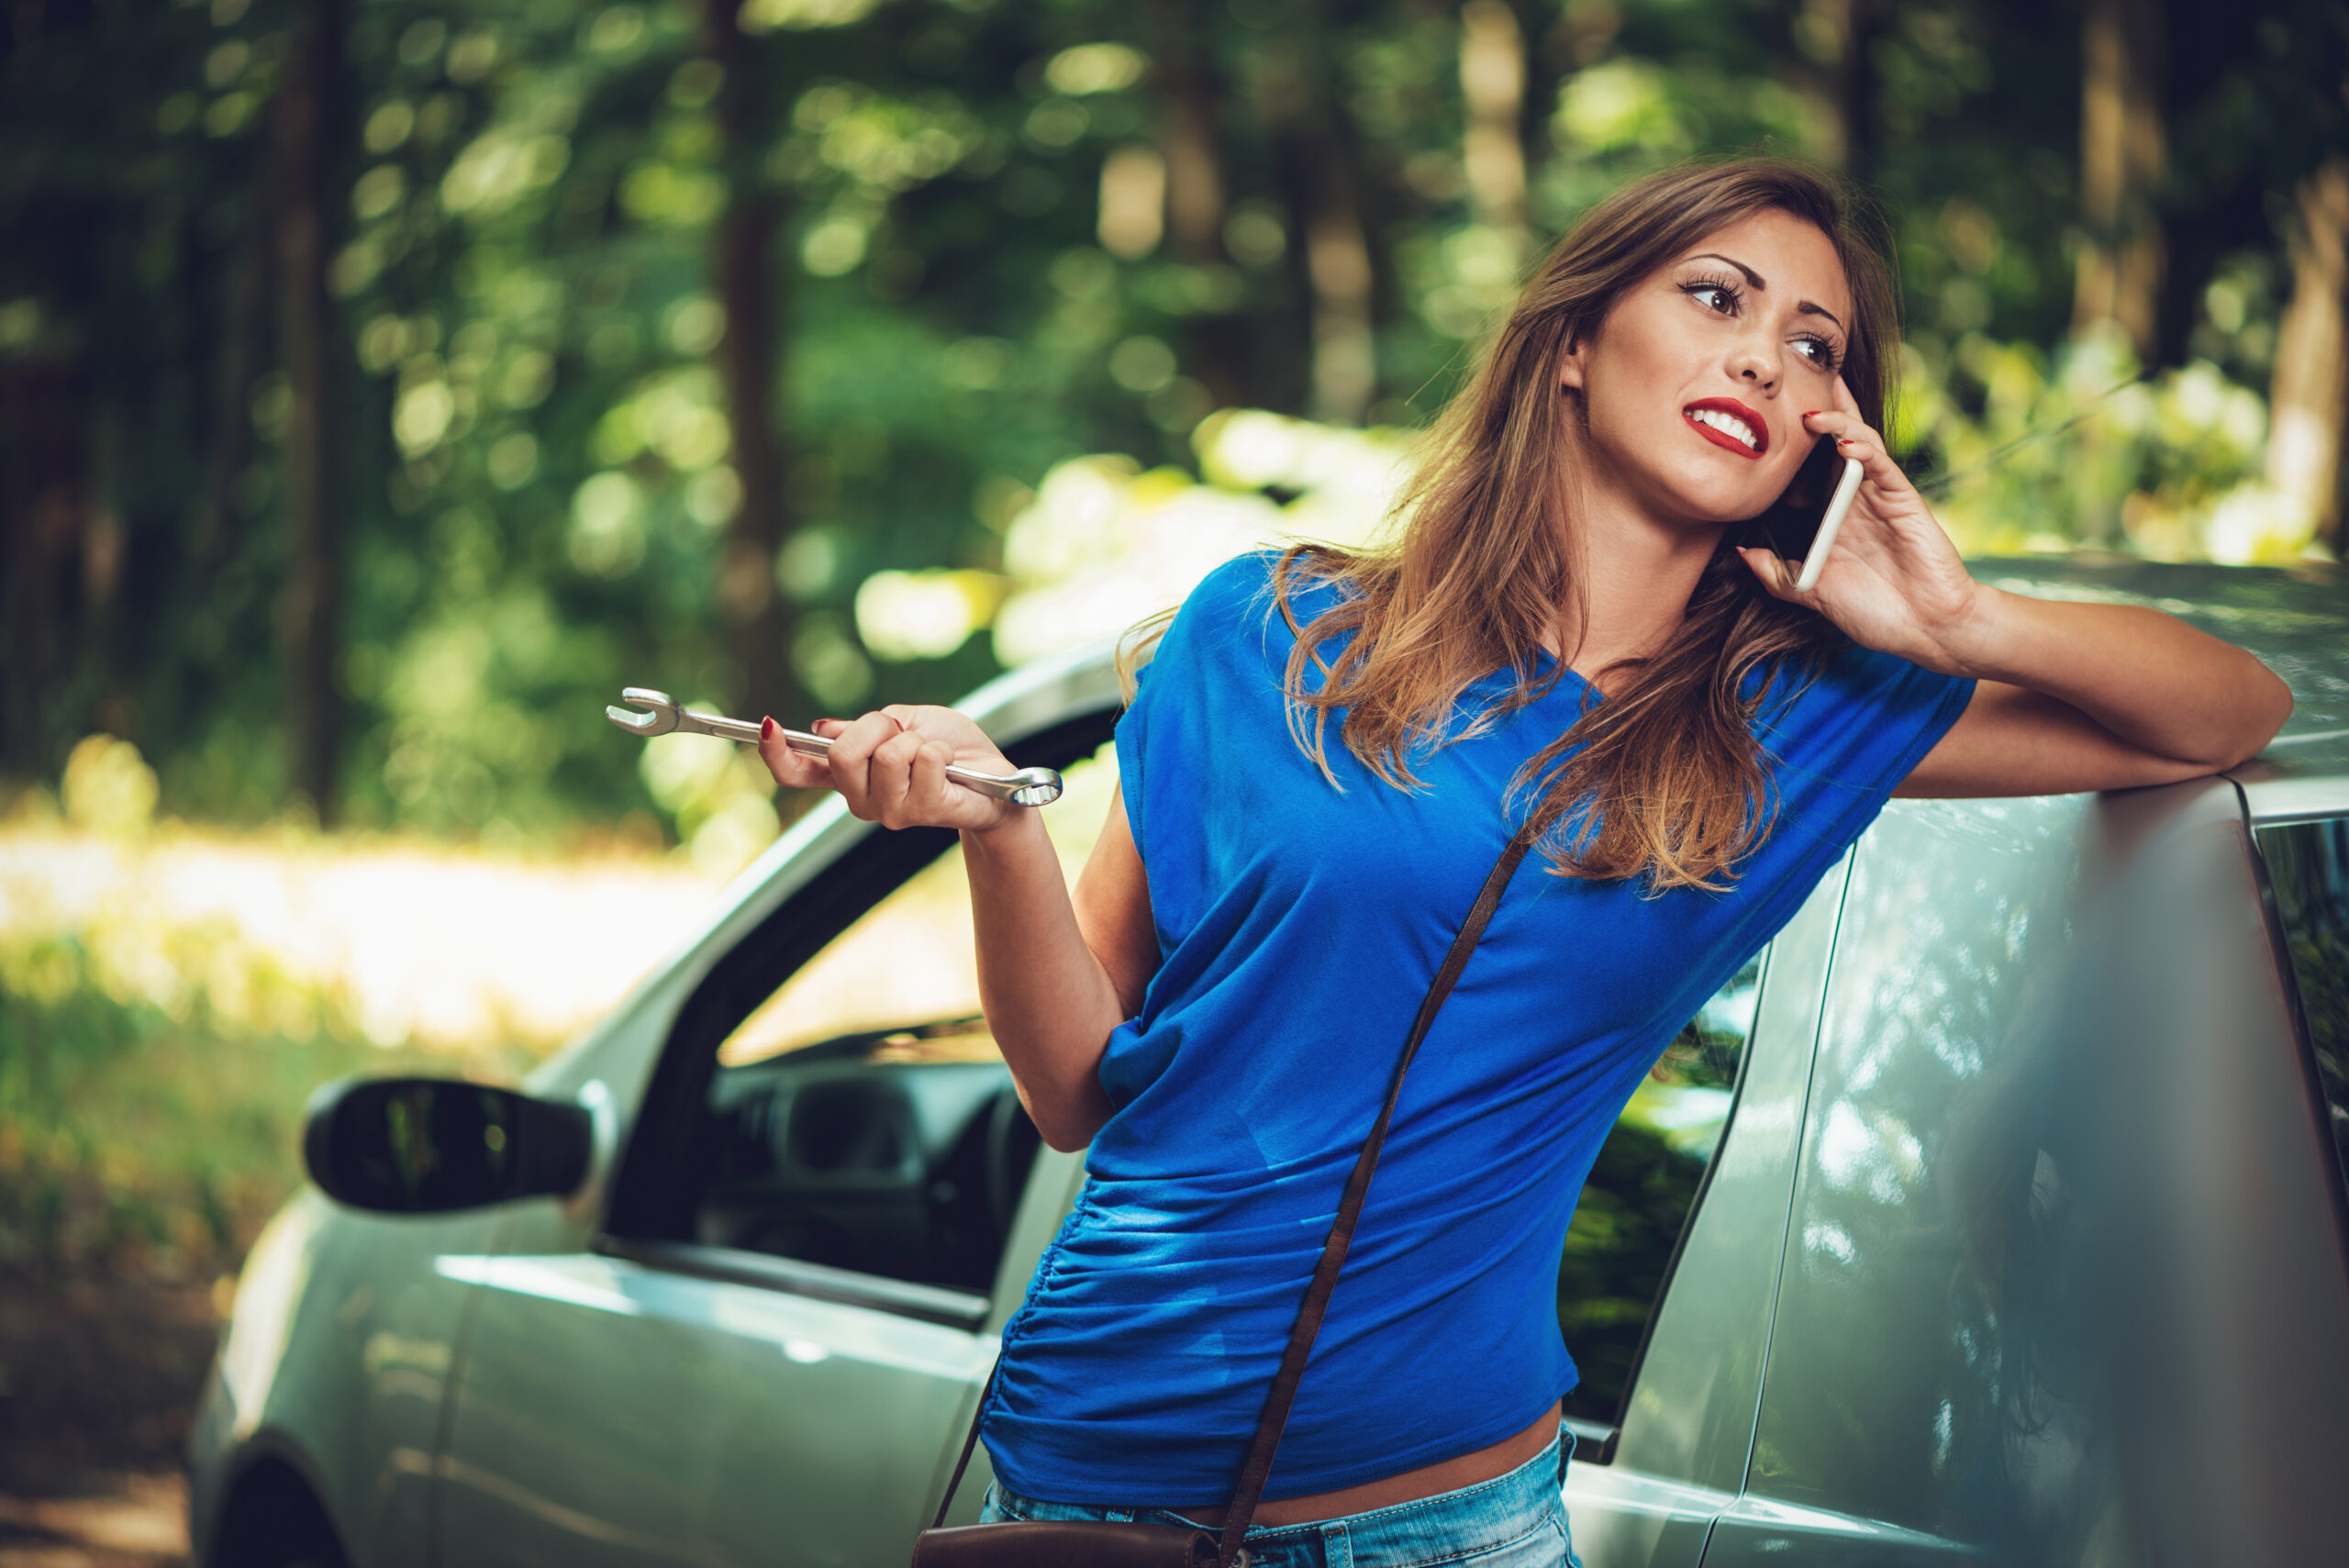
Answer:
[
  {"xmin": 1797, "ymin": 451, "xmax": 1865, "ymax": 592},
  {"xmin": 1753, "ymin": 431, "xmax": 1865, "ymax": 594}
]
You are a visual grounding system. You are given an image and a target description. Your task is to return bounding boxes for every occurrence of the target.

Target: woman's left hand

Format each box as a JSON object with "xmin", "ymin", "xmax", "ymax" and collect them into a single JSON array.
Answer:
[{"xmin": 1735, "ymin": 374, "xmax": 1985, "ymax": 676}]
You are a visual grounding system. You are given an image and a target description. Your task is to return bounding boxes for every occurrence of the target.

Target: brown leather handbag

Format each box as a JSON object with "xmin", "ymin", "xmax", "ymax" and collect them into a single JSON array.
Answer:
[{"xmin": 910, "ymin": 829, "xmax": 1535, "ymax": 1568}]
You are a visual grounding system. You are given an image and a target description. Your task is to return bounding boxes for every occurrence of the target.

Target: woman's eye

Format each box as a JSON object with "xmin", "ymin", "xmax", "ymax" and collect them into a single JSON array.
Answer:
[
  {"xmin": 1797, "ymin": 337, "xmax": 1840, "ymax": 370},
  {"xmin": 1687, "ymin": 284, "xmax": 1735, "ymax": 314}
]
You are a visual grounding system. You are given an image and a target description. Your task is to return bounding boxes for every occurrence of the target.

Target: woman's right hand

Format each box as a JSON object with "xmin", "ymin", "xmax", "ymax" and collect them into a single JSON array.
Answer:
[{"xmin": 754, "ymin": 705, "xmax": 1019, "ymax": 836}]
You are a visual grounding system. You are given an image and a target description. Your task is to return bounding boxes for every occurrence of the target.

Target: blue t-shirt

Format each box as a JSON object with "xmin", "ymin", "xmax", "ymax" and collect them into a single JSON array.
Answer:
[{"xmin": 982, "ymin": 550, "xmax": 1973, "ymax": 1504}]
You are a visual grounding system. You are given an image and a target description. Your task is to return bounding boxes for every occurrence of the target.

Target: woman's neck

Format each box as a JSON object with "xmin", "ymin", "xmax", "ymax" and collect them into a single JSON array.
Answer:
[{"xmin": 1542, "ymin": 479, "xmax": 1730, "ymax": 688}]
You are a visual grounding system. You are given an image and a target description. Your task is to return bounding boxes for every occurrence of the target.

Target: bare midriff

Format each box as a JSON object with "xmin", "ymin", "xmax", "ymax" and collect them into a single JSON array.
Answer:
[{"xmin": 1165, "ymin": 1398, "xmax": 1564, "ymax": 1529}]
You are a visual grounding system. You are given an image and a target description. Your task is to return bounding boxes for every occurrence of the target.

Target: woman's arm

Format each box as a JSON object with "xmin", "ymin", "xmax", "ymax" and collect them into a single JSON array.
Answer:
[
  {"xmin": 1889, "ymin": 595, "xmax": 2292, "ymax": 796},
  {"xmin": 1740, "ymin": 380, "xmax": 2294, "ymax": 797},
  {"xmin": 961, "ymin": 784, "xmax": 1154, "ymax": 1149},
  {"xmin": 756, "ymin": 708, "xmax": 1152, "ymax": 1151}
]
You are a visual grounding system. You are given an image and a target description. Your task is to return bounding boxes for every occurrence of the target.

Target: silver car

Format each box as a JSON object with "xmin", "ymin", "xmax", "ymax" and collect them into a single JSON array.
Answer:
[{"xmin": 189, "ymin": 559, "xmax": 2349, "ymax": 1568}]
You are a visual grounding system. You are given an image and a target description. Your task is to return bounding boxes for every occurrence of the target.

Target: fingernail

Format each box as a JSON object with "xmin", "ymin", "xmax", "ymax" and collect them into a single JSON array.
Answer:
[
  {"xmin": 761, "ymin": 717, "xmax": 774, "ymax": 740},
  {"xmin": 1803, "ymin": 410, "xmax": 1825, "ymax": 417}
]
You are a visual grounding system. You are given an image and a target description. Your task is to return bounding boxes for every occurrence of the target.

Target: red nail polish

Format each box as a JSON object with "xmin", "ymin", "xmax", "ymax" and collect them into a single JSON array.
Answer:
[{"xmin": 760, "ymin": 717, "xmax": 774, "ymax": 740}]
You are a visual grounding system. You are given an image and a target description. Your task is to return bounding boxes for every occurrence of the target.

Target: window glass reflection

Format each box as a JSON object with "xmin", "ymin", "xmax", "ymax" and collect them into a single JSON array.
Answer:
[
  {"xmin": 2257, "ymin": 816, "xmax": 2349, "ymax": 1195},
  {"xmin": 1559, "ymin": 955, "xmax": 1761, "ymax": 1423}
]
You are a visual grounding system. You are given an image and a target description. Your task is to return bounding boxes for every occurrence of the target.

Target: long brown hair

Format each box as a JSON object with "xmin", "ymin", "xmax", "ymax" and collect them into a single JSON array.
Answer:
[{"xmin": 1248, "ymin": 159, "xmax": 1898, "ymax": 893}]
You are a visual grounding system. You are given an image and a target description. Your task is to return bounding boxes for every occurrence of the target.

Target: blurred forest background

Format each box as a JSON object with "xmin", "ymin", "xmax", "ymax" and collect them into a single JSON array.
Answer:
[
  {"xmin": 6, "ymin": 0, "xmax": 2347, "ymax": 839},
  {"xmin": 1, "ymin": 0, "xmax": 2347, "ymax": 1534}
]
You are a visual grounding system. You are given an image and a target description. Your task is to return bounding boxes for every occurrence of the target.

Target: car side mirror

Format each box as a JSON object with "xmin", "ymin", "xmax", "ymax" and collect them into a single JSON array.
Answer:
[{"xmin": 303, "ymin": 1076, "xmax": 593, "ymax": 1214}]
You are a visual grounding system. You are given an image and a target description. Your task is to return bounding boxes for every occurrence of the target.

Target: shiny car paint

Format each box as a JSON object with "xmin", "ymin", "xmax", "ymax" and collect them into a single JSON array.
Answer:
[{"xmin": 190, "ymin": 561, "xmax": 2349, "ymax": 1567}]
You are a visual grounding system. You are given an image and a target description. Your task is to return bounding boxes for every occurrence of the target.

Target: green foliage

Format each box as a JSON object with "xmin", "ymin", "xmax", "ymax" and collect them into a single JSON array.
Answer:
[
  {"xmin": 0, "ymin": 919, "xmax": 445, "ymax": 1278},
  {"xmin": 3, "ymin": 0, "xmax": 2340, "ymax": 848},
  {"xmin": 0, "ymin": 736, "xmax": 535, "ymax": 1274},
  {"xmin": 1905, "ymin": 328, "xmax": 2300, "ymax": 561}
]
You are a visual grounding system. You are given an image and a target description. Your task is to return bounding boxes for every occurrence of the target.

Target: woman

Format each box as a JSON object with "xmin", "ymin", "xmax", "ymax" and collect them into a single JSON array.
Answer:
[{"xmin": 755, "ymin": 161, "xmax": 2290, "ymax": 1567}]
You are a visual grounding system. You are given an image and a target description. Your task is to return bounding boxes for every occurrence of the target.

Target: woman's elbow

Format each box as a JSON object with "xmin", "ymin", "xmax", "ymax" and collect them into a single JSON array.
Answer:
[
  {"xmin": 2222, "ymin": 663, "xmax": 2296, "ymax": 767},
  {"xmin": 1033, "ymin": 1108, "xmax": 1104, "ymax": 1154},
  {"xmin": 1019, "ymin": 1080, "xmax": 1110, "ymax": 1153}
]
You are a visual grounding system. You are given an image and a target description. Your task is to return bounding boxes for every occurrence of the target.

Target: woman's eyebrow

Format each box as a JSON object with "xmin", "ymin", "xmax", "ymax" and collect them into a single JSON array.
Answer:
[
  {"xmin": 1688, "ymin": 251, "xmax": 1765, "ymax": 290},
  {"xmin": 1687, "ymin": 250, "xmax": 1846, "ymax": 331}
]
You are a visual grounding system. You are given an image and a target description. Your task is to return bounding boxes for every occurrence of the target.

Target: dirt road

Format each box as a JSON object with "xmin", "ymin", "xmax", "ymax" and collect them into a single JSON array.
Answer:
[{"xmin": 0, "ymin": 1268, "xmax": 213, "ymax": 1566}]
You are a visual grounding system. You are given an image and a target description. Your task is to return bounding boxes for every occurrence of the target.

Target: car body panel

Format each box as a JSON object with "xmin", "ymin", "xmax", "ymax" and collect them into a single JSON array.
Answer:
[
  {"xmin": 436, "ymin": 1213, "xmax": 990, "ymax": 1567},
  {"xmin": 2236, "ymin": 731, "xmax": 2349, "ymax": 825},
  {"xmin": 1557, "ymin": 1471, "xmax": 1731, "ymax": 1568},
  {"xmin": 1609, "ymin": 851, "xmax": 1847, "ymax": 1494},
  {"xmin": 1713, "ymin": 777, "xmax": 2349, "ymax": 1564},
  {"xmin": 189, "ymin": 1191, "xmax": 501, "ymax": 1568}
]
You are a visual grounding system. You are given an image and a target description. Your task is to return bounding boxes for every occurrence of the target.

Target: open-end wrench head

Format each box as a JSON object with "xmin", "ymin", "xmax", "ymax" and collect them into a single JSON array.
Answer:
[{"xmin": 607, "ymin": 687, "xmax": 683, "ymax": 737}]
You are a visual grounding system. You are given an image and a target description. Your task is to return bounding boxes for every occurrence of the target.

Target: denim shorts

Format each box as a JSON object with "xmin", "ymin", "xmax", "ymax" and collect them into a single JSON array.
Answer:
[{"xmin": 978, "ymin": 1421, "xmax": 1583, "ymax": 1568}]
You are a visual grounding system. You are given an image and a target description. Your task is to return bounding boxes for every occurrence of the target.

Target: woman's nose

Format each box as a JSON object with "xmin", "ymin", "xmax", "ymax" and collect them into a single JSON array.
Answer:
[{"xmin": 1729, "ymin": 333, "xmax": 1780, "ymax": 391}]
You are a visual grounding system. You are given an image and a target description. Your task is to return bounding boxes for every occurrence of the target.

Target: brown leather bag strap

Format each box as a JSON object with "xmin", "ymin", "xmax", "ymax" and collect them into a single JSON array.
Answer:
[
  {"xmin": 927, "ymin": 826, "xmax": 1536, "ymax": 1562},
  {"xmin": 1214, "ymin": 824, "xmax": 1535, "ymax": 1566},
  {"xmin": 933, "ymin": 1362, "xmax": 999, "ymax": 1529}
]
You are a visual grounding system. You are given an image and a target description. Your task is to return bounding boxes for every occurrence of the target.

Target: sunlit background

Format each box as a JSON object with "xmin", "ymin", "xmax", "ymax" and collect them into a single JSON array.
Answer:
[{"xmin": 1, "ymin": 0, "xmax": 2343, "ymax": 1546}]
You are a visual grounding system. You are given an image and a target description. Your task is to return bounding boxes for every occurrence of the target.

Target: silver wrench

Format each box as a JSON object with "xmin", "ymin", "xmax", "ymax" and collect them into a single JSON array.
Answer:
[{"xmin": 605, "ymin": 688, "xmax": 1063, "ymax": 806}]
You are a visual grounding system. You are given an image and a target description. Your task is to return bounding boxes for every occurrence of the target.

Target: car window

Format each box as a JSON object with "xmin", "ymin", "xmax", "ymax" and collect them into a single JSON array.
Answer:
[
  {"xmin": 1558, "ymin": 956, "xmax": 1761, "ymax": 1424},
  {"xmin": 683, "ymin": 741, "xmax": 1119, "ymax": 1295},
  {"xmin": 2256, "ymin": 816, "xmax": 2349, "ymax": 1195}
]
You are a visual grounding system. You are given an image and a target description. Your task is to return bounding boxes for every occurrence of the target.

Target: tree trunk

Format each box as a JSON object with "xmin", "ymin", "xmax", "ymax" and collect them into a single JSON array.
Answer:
[
  {"xmin": 200, "ymin": 183, "xmax": 273, "ymax": 573},
  {"xmin": 1783, "ymin": 0, "xmax": 1875, "ymax": 178},
  {"xmin": 0, "ymin": 359, "xmax": 93, "ymax": 783},
  {"xmin": 707, "ymin": 0, "xmax": 795, "ymax": 721},
  {"xmin": 1144, "ymin": 0, "xmax": 1246, "ymax": 409},
  {"xmin": 1300, "ymin": 170, "xmax": 1375, "ymax": 425},
  {"xmin": 2073, "ymin": 0, "xmax": 2166, "ymax": 362},
  {"xmin": 1460, "ymin": 0, "xmax": 1526, "ymax": 239},
  {"xmin": 2267, "ymin": 155, "xmax": 2349, "ymax": 551},
  {"xmin": 1266, "ymin": 8, "xmax": 1376, "ymax": 426},
  {"xmin": 1150, "ymin": 0, "xmax": 1226, "ymax": 262},
  {"xmin": 273, "ymin": 0, "xmax": 350, "ymax": 823}
]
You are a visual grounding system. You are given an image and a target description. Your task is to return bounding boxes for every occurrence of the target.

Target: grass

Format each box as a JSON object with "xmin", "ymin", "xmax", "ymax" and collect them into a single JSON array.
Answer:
[{"xmin": 0, "ymin": 930, "xmax": 473, "ymax": 1280}]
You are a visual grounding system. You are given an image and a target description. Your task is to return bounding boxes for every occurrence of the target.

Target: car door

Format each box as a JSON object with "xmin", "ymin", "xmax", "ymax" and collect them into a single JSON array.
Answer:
[
  {"xmin": 1698, "ymin": 790, "xmax": 2140, "ymax": 1567},
  {"xmin": 1560, "ymin": 852, "xmax": 1849, "ymax": 1568},
  {"xmin": 433, "ymin": 724, "xmax": 1119, "ymax": 1568},
  {"xmin": 1700, "ymin": 784, "xmax": 2349, "ymax": 1566}
]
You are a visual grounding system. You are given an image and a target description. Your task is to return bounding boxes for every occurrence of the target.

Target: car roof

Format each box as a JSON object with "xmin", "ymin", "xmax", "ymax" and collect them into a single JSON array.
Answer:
[{"xmin": 1970, "ymin": 555, "xmax": 2349, "ymax": 817}]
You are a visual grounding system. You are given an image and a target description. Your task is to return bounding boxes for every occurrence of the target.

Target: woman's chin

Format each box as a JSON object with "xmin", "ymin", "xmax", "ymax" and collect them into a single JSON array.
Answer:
[
  {"xmin": 1638, "ymin": 467, "xmax": 1781, "ymax": 528},
  {"xmin": 1659, "ymin": 491, "xmax": 1776, "ymax": 533}
]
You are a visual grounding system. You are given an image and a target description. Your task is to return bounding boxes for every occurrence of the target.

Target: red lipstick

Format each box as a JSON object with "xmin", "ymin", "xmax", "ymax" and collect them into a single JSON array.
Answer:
[{"xmin": 1682, "ymin": 397, "xmax": 1769, "ymax": 459}]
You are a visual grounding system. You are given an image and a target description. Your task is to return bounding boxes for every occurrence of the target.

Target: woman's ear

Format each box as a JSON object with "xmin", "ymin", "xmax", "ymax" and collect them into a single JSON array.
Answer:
[{"xmin": 1557, "ymin": 330, "xmax": 1589, "ymax": 393}]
